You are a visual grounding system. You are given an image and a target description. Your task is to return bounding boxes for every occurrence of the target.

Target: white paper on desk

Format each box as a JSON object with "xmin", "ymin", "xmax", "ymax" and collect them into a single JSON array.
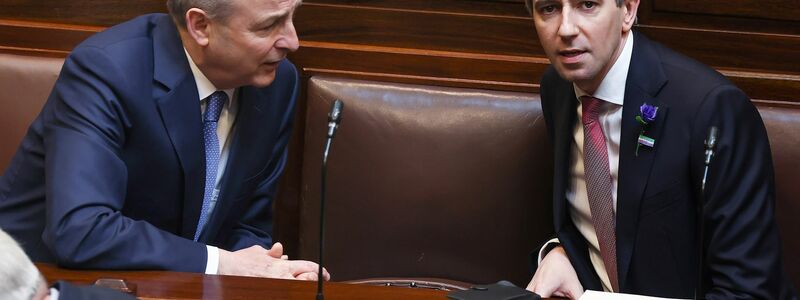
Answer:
[{"xmin": 579, "ymin": 290, "xmax": 689, "ymax": 300}]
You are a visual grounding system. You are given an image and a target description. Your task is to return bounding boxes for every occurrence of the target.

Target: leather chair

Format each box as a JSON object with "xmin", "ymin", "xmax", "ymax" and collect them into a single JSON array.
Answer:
[
  {"xmin": 760, "ymin": 106, "xmax": 800, "ymax": 289},
  {"xmin": 0, "ymin": 53, "xmax": 64, "ymax": 173},
  {"xmin": 297, "ymin": 75, "xmax": 800, "ymax": 290},
  {"xmin": 298, "ymin": 76, "xmax": 555, "ymax": 287}
]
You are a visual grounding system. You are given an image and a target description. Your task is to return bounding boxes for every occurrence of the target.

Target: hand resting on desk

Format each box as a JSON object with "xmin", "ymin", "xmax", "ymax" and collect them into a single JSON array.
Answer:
[
  {"xmin": 218, "ymin": 242, "xmax": 330, "ymax": 281},
  {"xmin": 527, "ymin": 246, "xmax": 583, "ymax": 300}
]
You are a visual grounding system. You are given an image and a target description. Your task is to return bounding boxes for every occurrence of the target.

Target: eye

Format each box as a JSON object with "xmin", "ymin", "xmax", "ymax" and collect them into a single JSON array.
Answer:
[
  {"xmin": 538, "ymin": 4, "xmax": 559, "ymax": 15},
  {"xmin": 251, "ymin": 22, "xmax": 274, "ymax": 34},
  {"xmin": 580, "ymin": 1, "xmax": 597, "ymax": 9}
]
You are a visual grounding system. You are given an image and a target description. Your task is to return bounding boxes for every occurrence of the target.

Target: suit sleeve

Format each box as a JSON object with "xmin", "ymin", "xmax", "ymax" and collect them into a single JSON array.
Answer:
[
  {"xmin": 692, "ymin": 85, "xmax": 793, "ymax": 299},
  {"xmin": 224, "ymin": 62, "xmax": 299, "ymax": 251},
  {"xmin": 42, "ymin": 46, "xmax": 207, "ymax": 272}
]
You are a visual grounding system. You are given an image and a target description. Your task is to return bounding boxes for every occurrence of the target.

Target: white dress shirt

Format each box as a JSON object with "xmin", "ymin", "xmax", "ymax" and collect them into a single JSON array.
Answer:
[
  {"xmin": 539, "ymin": 33, "xmax": 634, "ymax": 292},
  {"xmin": 184, "ymin": 49, "xmax": 239, "ymax": 274}
]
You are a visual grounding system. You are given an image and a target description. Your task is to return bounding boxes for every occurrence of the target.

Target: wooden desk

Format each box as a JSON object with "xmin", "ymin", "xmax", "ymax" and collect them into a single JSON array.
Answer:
[{"xmin": 39, "ymin": 264, "xmax": 449, "ymax": 300}]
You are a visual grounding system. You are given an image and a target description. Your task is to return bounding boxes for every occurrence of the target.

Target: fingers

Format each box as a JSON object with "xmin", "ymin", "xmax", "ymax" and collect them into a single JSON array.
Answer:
[
  {"xmin": 526, "ymin": 277, "xmax": 536, "ymax": 292},
  {"xmin": 283, "ymin": 260, "xmax": 332, "ymax": 281},
  {"xmin": 552, "ymin": 289, "xmax": 582, "ymax": 300},
  {"xmin": 286, "ymin": 260, "xmax": 323, "ymax": 276},
  {"xmin": 528, "ymin": 246, "xmax": 582, "ymax": 298},
  {"xmin": 222, "ymin": 244, "xmax": 334, "ymax": 281},
  {"xmin": 291, "ymin": 270, "xmax": 329, "ymax": 281},
  {"xmin": 276, "ymin": 272, "xmax": 296, "ymax": 280},
  {"xmin": 295, "ymin": 272, "xmax": 318, "ymax": 281},
  {"xmin": 528, "ymin": 265, "xmax": 554, "ymax": 297},
  {"xmin": 561, "ymin": 278, "xmax": 584, "ymax": 300},
  {"xmin": 267, "ymin": 242, "xmax": 284, "ymax": 258},
  {"xmin": 322, "ymin": 267, "xmax": 331, "ymax": 281},
  {"xmin": 532, "ymin": 278, "xmax": 558, "ymax": 298}
]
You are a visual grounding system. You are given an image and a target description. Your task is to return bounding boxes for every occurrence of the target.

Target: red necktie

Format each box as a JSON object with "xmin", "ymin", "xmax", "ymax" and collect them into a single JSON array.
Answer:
[{"xmin": 580, "ymin": 96, "xmax": 619, "ymax": 292}]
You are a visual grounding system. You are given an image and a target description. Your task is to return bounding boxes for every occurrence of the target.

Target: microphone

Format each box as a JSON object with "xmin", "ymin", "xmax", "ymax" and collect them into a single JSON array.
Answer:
[
  {"xmin": 318, "ymin": 99, "xmax": 343, "ymax": 300},
  {"xmin": 702, "ymin": 126, "xmax": 718, "ymax": 192},
  {"xmin": 326, "ymin": 99, "xmax": 343, "ymax": 139},
  {"xmin": 696, "ymin": 126, "xmax": 718, "ymax": 300}
]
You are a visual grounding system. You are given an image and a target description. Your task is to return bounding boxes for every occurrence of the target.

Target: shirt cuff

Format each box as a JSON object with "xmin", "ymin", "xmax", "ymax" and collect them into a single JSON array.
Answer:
[
  {"xmin": 537, "ymin": 238, "xmax": 561, "ymax": 266},
  {"xmin": 205, "ymin": 245, "xmax": 219, "ymax": 274}
]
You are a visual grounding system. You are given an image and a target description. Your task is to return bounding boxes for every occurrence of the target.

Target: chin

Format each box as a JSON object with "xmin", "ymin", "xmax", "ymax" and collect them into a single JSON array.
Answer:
[
  {"xmin": 250, "ymin": 74, "xmax": 277, "ymax": 88},
  {"xmin": 554, "ymin": 66, "xmax": 595, "ymax": 84}
]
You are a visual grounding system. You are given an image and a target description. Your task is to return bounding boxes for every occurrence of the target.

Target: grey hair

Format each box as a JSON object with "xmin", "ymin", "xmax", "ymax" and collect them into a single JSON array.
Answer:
[
  {"xmin": 525, "ymin": 0, "xmax": 625, "ymax": 15},
  {"xmin": 0, "ymin": 229, "xmax": 44, "ymax": 300},
  {"xmin": 166, "ymin": 0, "xmax": 235, "ymax": 28}
]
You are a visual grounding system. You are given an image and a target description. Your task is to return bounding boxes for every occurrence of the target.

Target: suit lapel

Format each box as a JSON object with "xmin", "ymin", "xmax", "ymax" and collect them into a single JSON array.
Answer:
[
  {"xmin": 616, "ymin": 32, "xmax": 669, "ymax": 290},
  {"xmin": 151, "ymin": 15, "xmax": 206, "ymax": 239},
  {"xmin": 551, "ymin": 83, "xmax": 579, "ymax": 232}
]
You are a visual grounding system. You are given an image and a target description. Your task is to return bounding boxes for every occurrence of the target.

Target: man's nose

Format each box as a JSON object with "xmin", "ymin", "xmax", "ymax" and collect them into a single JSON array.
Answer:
[
  {"xmin": 276, "ymin": 21, "xmax": 300, "ymax": 52},
  {"xmin": 557, "ymin": 10, "xmax": 579, "ymax": 38}
]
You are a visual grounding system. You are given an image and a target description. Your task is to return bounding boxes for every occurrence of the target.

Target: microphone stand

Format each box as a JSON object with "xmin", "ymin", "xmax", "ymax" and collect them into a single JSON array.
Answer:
[
  {"xmin": 317, "ymin": 100, "xmax": 343, "ymax": 300},
  {"xmin": 317, "ymin": 137, "xmax": 332, "ymax": 300}
]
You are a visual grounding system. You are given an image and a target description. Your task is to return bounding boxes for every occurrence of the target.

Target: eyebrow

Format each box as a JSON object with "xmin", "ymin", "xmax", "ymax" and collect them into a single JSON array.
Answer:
[{"xmin": 532, "ymin": 0, "xmax": 559, "ymax": 7}]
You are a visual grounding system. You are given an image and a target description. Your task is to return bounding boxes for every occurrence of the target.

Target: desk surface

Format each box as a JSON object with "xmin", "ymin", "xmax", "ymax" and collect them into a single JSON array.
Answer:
[{"xmin": 39, "ymin": 264, "xmax": 451, "ymax": 300}]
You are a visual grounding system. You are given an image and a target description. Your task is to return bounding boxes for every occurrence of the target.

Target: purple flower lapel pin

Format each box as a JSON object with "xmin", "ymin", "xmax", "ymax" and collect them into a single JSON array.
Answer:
[{"xmin": 635, "ymin": 103, "xmax": 658, "ymax": 156}]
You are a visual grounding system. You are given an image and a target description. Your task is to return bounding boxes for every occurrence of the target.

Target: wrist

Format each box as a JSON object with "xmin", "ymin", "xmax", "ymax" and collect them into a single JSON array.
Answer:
[
  {"xmin": 217, "ymin": 249, "xmax": 232, "ymax": 275},
  {"xmin": 538, "ymin": 238, "xmax": 561, "ymax": 265}
]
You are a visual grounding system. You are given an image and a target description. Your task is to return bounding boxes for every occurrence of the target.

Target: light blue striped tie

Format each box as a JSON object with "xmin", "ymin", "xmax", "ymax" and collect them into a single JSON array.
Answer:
[{"xmin": 195, "ymin": 91, "xmax": 227, "ymax": 241}]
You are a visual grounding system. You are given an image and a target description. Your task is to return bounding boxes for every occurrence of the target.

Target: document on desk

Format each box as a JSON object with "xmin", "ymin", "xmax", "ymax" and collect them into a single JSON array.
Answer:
[{"xmin": 580, "ymin": 290, "xmax": 688, "ymax": 300}]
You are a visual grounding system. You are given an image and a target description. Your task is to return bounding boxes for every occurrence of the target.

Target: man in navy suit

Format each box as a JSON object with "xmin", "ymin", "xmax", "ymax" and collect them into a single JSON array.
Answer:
[
  {"xmin": 523, "ymin": 0, "xmax": 795, "ymax": 298},
  {"xmin": 0, "ymin": 0, "xmax": 329, "ymax": 280}
]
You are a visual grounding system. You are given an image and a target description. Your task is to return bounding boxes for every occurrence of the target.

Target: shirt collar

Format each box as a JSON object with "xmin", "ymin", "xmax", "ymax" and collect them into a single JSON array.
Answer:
[
  {"xmin": 183, "ymin": 48, "xmax": 235, "ymax": 102},
  {"xmin": 574, "ymin": 32, "xmax": 634, "ymax": 106},
  {"xmin": 49, "ymin": 287, "xmax": 59, "ymax": 300}
]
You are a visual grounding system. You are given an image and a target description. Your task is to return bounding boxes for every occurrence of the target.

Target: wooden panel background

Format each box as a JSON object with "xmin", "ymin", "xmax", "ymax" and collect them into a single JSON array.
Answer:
[
  {"xmin": 653, "ymin": 0, "xmax": 800, "ymax": 22},
  {"xmin": 1, "ymin": 0, "xmax": 799, "ymax": 265}
]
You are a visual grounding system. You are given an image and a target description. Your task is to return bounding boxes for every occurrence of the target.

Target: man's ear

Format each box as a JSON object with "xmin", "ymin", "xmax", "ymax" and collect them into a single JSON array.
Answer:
[
  {"xmin": 185, "ymin": 8, "xmax": 212, "ymax": 47},
  {"xmin": 622, "ymin": 0, "xmax": 640, "ymax": 32}
]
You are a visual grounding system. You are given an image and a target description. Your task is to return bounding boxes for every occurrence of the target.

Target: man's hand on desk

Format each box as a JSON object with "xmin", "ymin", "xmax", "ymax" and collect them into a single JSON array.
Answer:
[
  {"xmin": 527, "ymin": 246, "xmax": 583, "ymax": 300},
  {"xmin": 267, "ymin": 242, "xmax": 325, "ymax": 281},
  {"xmin": 218, "ymin": 242, "xmax": 331, "ymax": 281}
]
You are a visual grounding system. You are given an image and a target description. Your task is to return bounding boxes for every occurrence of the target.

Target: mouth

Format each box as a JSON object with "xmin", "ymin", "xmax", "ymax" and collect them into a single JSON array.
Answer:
[
  {"xmin": 558, "ymin": 49, "xmax": 587, "ymax": 57},
  {"xmin": 264, "ymin": 57, "xmax": 285, "ymax": 65},
  {"xmin": 557, "ymin": 49, "xmax": 587, "ymax": 64}
]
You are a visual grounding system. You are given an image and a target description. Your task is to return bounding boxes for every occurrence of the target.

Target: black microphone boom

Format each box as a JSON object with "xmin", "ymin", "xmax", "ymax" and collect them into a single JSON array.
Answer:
[
  {"xmin": 318, "ymin": 99, "xmax": 343, "ymax": 300},
  {"xmin": 696, "ymin": 126, "xmax": 718, "ymax": 300}
]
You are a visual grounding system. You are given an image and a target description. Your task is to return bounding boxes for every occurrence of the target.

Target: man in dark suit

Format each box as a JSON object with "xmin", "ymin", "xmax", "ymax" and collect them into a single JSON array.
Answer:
[
  {"xmin": 0, "ymin": 0, "xmax": 328, "ymax": 280},
  {"xmin": 523, "ymin": 0, "xmax": 795, "ymax": 298}
]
